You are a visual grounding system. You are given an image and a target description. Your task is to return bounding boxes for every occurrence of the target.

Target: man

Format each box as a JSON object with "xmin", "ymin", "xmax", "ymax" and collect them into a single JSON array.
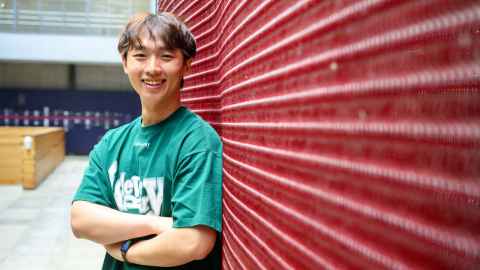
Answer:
[{"xmin": 71, "ymin": 12, "xmax": 223, "ymax": 269}]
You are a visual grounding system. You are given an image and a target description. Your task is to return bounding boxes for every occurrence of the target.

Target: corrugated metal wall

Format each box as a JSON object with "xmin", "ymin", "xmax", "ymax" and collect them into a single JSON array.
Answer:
[{"xmin": 158, "ymin": 1, "xmax": 480, "ymax": 269}]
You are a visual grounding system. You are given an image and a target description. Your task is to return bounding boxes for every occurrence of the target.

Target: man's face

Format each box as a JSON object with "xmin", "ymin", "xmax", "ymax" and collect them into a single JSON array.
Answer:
[{"xmin": 122, "ymin": 31, "xmax": 190, "ymax": 111}]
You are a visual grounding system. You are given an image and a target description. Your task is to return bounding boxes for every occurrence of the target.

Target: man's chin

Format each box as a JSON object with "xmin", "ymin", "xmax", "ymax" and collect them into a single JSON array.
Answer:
[
  {"xmin": 140, "ymin": 94, "xmax": 174, "ymax": 109},
  {"xmin": 139, "ymin": 88, "xmax": 166, "ymax": 100}
]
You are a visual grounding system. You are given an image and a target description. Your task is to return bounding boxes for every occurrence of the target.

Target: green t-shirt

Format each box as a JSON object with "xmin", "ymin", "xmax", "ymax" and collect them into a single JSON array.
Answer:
[{"xmin": 73, "ymin": 107, "xmax": 223, "ymax": 270}]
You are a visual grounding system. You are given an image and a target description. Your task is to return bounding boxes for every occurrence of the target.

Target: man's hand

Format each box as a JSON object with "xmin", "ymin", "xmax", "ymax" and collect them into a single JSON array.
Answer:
[
  {"xmin": 105, "ymin": 242, "xmax": 123, "ymax": 262},
  {"xmin": 71, "ymin": 201, "xmax": 173, "ymax": 245},
  {"xmin": 102, "ymin": 218, "xmax": 174, "ymax": 263},
  {"xmin": 124, "ymin": 226, "xmax": 217, "ymax": 267}
]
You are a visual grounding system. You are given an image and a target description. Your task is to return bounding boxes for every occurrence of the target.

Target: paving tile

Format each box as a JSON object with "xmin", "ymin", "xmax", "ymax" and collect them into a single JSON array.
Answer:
[
  {"xmin": 0, "ymin": 252, "xmax": 52, "ymax": 267},
  {"xmin": 0, "ymin": 185, "xmax": 22, "ymax": 211},
  {"xmin": 51, "ymin": 238, "xmax": 105, "ymax": 270},
  {"xmin": 8, "ymin": 196, "xmax": 50, "ymax": 209},
  {"xmin": 0, "ymin": 225, "xmax": 29, "ymax": 263},
  {"xmin": 0, "ymin": 156, "xmax": 104, "ymax": 269},
  {"xmin": 0, "ymin": 208, "xmax": 41, "ymax": 224}
]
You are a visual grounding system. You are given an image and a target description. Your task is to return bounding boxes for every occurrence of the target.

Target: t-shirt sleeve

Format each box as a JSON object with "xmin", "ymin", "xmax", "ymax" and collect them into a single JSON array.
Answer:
[
  {"xmin": 73, "ymin": 136, "xmax": 115, "ymax": 208},
  {"xmin": 171, "ymin": 150, "xmax": 223, "ymax": 232}
]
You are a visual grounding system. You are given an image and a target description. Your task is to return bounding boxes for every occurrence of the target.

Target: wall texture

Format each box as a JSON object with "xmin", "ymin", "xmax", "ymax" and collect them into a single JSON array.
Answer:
[{"xmin": 158, "ymin": 0, "xmax": 480, "ymax": 269}]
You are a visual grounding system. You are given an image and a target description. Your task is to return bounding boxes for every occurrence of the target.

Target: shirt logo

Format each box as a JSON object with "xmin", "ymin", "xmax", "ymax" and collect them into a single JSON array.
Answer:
[
  {"xmin": 133, "ymin": 142, "xmax": 150, "ymax": 148},
  {"xmin": 108, "ymin": 161, "xmax": 163, "ymax": 215}
]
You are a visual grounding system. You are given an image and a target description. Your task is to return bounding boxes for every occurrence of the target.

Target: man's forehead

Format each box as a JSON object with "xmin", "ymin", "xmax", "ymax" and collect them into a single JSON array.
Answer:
[
  {"xmin": 132, "ymin": 36, "xmax": 167, "ymax": 50},
  {"xmin": 131, "ymin": 31, "xmax": 169, "ymax": 51}
]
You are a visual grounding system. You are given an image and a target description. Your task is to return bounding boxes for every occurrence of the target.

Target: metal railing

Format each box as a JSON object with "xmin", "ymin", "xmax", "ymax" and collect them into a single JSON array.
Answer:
[{"xmin": 0, "ymin": 0, "xmax": 151, "ymax": 36}]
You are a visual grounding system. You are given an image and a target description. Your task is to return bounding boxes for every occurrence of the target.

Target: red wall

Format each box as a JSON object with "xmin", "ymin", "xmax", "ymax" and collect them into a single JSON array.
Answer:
[{"xmin": 158, "ymin": 1, "xmax": 480, "ymax": 269}]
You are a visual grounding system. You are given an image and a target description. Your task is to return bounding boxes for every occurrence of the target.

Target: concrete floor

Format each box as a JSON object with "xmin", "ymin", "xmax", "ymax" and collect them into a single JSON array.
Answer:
[{"xmin": 0, "ymin": 156, "xmax": 104, "ymax": 270}]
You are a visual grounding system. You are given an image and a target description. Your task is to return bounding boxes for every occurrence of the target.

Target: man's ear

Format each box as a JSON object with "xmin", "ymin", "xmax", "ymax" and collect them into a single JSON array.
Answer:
[
  {"xmin": 121, "ymin": 56, "xmax": 128, "ymax": 74},
  {"xmin": 183, "ymin": 58, "xmax": 192, "ymax": 74}
]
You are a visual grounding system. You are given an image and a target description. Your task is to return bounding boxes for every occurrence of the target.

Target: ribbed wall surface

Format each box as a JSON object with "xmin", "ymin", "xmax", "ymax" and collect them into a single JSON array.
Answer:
[{"xmin": 158, "ymin": 1, "xmax": 480, "ymax": 269}]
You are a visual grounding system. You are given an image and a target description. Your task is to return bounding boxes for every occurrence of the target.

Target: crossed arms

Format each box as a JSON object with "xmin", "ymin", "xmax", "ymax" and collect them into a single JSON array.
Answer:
[{"xmin": 70, "ymin": 201, "xmax": 217, "ymax": 267}]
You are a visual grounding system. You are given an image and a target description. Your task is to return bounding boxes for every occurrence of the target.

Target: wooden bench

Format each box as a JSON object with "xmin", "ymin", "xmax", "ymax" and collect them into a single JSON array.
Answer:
[{"xmin": 0, "ymin": 127, "xmax": 65, "ymax": 189}]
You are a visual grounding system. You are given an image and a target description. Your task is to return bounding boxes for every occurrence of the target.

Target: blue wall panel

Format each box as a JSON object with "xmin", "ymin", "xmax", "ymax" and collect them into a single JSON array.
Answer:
[{"xmin": 0, "ymin": 89, "xmax": 140, "ymax": 154}]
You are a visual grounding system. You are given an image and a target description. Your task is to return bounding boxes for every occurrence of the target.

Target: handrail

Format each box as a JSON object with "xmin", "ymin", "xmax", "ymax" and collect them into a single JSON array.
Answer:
[{"xmin": 0, "ymin": 5, "xmax": 140, "ymax": 35}]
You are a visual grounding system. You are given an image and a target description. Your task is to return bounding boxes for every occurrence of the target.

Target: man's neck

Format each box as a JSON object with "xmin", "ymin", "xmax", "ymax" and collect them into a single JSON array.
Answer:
[{"xmin": 141, "ymin": 101, "xmax": 181, "ymax": 127}]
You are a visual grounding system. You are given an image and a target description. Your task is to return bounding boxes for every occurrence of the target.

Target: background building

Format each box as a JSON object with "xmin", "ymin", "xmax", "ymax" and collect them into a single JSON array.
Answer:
[{"xmin": 0, "ymin": 0, "xmax": 155, "ymax": 154}]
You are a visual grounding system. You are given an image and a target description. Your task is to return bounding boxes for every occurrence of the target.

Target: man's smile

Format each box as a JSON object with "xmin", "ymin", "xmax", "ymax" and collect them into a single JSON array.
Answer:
[{"xmin": 142, "ymin": 79, "xmax": 166, "ymax": 89}]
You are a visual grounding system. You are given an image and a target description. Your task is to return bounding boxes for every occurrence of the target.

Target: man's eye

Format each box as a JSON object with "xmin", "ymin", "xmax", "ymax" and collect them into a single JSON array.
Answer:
[
  {"xmin": 162, "ymin": 54, "xmax": 173, "ymax": 60},
  {"xmin": 134, "ymin": 54, "xmax": 146, "ymax": 58}
]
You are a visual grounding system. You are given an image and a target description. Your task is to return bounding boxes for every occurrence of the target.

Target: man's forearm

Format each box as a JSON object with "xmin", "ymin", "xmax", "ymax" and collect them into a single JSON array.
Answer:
[
  {"xmin": 107, "ymin": 226, "xmax": 217, "ymax": 267},
  {"xmin": 71, "ymin": 201, "xmax": 172, "ymax": 245}
]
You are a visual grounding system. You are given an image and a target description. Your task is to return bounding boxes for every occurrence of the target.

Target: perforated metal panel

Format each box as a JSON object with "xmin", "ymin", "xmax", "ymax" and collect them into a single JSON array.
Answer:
[{"xmin": 158, "ymin": 1, "xmax": 480, "ymax": 269}]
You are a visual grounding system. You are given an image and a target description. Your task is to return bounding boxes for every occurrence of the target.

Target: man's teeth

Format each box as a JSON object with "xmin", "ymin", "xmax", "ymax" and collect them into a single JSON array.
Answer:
[{"xmin": 144, "ymin": 80, "xmax": 162, "ymax": 84}]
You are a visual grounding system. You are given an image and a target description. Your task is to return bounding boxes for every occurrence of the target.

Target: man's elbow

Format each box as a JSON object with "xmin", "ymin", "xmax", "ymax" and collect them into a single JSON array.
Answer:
[
  {"xmin": 70, "ymin": 201, "xmax": 89, "ymax": 239},
  {"xmin": 190, "ymin": 227, "xmax": 217, "ymax": 261}
]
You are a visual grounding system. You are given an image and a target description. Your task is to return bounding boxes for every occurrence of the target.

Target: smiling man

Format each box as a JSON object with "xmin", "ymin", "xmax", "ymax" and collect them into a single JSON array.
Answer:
[{"xmin": 70, "ymin": 12, "xmax": 223, "ymax": 270}]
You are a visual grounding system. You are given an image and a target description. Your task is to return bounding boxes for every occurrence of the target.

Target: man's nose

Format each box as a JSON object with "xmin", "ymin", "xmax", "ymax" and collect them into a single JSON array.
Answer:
[{"xmin": 145, "ymin": 56, "xmax": 162, "ymax": 75}]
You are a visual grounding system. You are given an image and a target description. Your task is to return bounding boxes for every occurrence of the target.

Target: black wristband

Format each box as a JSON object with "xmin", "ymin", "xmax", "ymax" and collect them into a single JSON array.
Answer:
[{"xmin": 120, "ymin": 239, "xmax": 133, "ymax": 264}]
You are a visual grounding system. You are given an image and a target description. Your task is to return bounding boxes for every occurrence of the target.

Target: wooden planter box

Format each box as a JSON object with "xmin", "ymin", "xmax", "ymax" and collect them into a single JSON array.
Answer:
[{"xmin": 0, "ymin": 127, "xmax": 65, "ymax": 189}]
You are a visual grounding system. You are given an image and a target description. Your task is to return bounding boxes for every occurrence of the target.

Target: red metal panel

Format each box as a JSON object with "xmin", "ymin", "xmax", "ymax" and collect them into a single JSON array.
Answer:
[{"xmin": 158, "ymin": 0, "xmax": 480, "ymax": 269}]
